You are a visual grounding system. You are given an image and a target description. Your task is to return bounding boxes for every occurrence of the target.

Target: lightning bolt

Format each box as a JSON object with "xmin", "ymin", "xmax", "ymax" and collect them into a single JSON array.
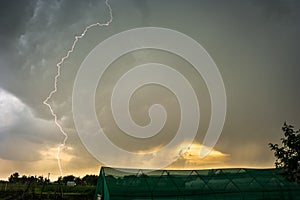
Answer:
[{"xmin": 43, "ymin": 0, "xmax": 113, "ymax": 177}]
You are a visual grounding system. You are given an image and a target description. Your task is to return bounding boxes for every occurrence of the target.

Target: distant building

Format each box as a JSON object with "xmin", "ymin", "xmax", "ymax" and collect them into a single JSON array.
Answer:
[{"xmin": 66, "ymin": 181, "xmax": 76, "ymax": 187}]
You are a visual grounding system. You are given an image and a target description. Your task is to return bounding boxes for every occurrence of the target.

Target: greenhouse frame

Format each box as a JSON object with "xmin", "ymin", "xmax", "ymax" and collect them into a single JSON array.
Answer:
[{"xmin": 95, "ymin": 167, "xmax": 300, "ymax": 200}]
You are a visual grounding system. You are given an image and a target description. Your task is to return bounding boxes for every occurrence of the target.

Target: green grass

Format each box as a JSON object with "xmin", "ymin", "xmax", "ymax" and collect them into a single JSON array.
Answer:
[{"xmin": 0, "ymin": 182, "xmax": 96, "ymax": 200}]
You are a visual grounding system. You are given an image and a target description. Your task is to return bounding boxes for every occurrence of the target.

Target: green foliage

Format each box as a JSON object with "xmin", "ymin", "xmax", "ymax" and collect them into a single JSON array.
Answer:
[
  {"xmin": 6, "ymin": 171, "xmax": 99, "ymax": 186},
  {"xmin": 82, "ymin": 174, "xmax": 98, "ymax": 186},
  {"xmin": 62, "ymin": 175, "xmax": 76, "ymax": 184},
  {"xmin": 2, "ymin": 172, "xmax": 97, "ymax": 199},
  {"xmin": 8, "ymin": 172, "xmax": 50, "ymax": 184},
  {"xmin": 269, "ymin": 122, "xmax": 300, "ymax": 183},
  {"xmin": 54, "ymin": 174, "xmax": 98, "ymax": 186},
  {"xmin": 8, "ymin": 172, "xmax": 19, "ymax": 183}
]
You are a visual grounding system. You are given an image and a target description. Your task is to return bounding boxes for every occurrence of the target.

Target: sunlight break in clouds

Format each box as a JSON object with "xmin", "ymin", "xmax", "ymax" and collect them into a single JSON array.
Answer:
[{"xmin": 170, "ymin": 143, "xmax": 230, "ymax": 169}]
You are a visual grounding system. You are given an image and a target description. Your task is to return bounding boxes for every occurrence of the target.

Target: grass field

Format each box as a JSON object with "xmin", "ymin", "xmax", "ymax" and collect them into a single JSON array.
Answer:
[{"xmin": 0, "ymin": 182, "xmax": 96, "ymax": 200}]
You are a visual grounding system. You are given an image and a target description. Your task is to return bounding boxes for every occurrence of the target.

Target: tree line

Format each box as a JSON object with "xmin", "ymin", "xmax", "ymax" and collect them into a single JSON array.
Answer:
[{"xmin": 7, "ymin": 172, "xmax": 98, "ymax": 186}]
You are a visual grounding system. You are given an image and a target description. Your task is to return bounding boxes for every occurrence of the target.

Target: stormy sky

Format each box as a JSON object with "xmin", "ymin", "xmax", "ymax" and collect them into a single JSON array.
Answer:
[{"xmin": 0, "ymin": 0, "xmax": 300, "ymax": 180}]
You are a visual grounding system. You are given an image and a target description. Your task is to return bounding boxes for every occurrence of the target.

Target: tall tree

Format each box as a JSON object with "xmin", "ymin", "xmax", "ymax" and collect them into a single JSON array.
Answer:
[
  {"xmin": 8, "ymin": 172, "xmax": 19, "ymax": 183},
  {"xmin": 269, "ymin": 122, "xmax": 300, "ymax": 183},
  {"xmin": 62, "ymin": 175, "xmax": 76, "ymax": 184},
  {"xmin": 82, "ymin": 175, "xmax": 98, "ymax": 185}
]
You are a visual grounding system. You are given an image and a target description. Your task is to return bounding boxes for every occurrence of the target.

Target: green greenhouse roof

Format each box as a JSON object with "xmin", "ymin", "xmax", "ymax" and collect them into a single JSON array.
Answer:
[{"xmin": 95, "ymin": 167, "xmax": 300, "ymax": 200}]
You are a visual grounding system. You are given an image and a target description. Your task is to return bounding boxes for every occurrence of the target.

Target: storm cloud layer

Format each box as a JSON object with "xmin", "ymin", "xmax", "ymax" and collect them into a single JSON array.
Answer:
[{"xmin": 0, "ymin": 0, "xmax": 300, "ymax": 180}]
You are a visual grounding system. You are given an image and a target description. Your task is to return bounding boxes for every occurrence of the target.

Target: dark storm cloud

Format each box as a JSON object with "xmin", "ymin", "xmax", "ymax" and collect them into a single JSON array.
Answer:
[
  {"xmin": 55, "ymin": 0, "xmax": 106, "ymax": 25},
  {"xmin": 0, "ymin": 0, "xmax": 35, "ymax": 48},
  {"xmin": 132, "ymin": 0, "xmax": 151, "ymax": 25},
  {"xmin": 0, "ymin": 0, "xmax": 300, "ymax": 180},
  {"xmin": 0, "ymin": 0, "xmax": 111, "ymax": 119},
  {"xmin": 251, "ymin": 0, "xmax": 300, "ymax": 20},
  {"xmin": 0, "ymin": 0, "xmax": 113, "ymax": 178}
]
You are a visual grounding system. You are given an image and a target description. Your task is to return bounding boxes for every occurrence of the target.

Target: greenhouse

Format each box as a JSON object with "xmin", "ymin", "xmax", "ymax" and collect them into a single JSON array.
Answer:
[{"xmin": 95, "ymin": 167, "xmax": 300, "ymax": 200}]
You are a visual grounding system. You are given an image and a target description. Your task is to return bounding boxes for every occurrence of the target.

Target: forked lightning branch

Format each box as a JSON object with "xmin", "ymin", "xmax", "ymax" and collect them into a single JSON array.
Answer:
[{"xmin": 43, "ymin": 0, "xmax": 113, "ymax": 176}]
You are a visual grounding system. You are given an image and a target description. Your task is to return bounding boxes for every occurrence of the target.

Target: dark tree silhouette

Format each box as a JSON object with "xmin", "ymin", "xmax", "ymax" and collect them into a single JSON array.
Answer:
[
  {"xmin": 62, "ymin": 175, "xmax": 75, "ymax": 184},
  {"xmin": 269, "ymin": 122, "xmax": 300, "ymax": 183},
  {"xmin": 8, "ymin": 172, "xmax": 19, "ymax": 183},
  {"xmin": 82, "ymin": 175, "xmax": 98, "ymax": 185},
  {"xmin": 74, "ymin": 177, "xmax": 83, "ymax": 185}
]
